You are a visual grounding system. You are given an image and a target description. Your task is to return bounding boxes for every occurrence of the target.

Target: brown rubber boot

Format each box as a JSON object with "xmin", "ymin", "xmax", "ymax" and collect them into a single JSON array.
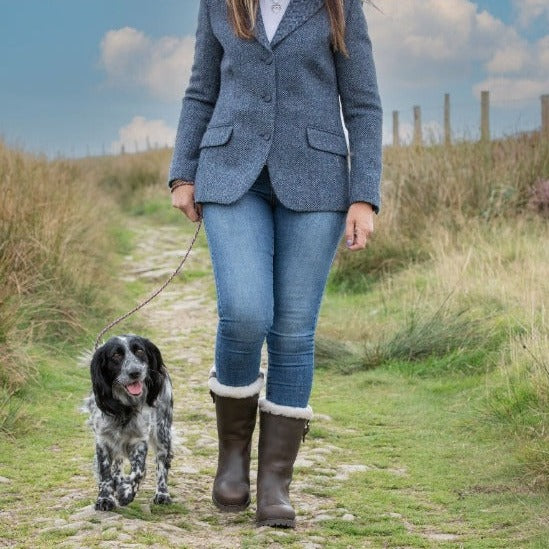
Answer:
[
  {"xmin": 208, "ymin": 367, "xmax": 264, "ymax": 512},
  {"xmin": 256, "ymin": 399, "xmax": 312, "ymax": 528}
]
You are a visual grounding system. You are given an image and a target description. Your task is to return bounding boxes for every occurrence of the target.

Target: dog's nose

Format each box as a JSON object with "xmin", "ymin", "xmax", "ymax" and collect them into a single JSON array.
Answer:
[{"xmin": 128, "ymin": 370, "xmax": 141, "ymax": 380}]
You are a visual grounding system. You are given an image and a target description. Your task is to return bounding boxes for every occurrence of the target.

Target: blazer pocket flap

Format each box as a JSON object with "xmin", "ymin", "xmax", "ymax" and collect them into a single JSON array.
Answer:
[
  {"xmin": 306, "ymin": 127, "xmax": 348, "ymax": 156},
  {"xmin": 199, "ymin": 125, "xmax": 233, "ymax": 148}
]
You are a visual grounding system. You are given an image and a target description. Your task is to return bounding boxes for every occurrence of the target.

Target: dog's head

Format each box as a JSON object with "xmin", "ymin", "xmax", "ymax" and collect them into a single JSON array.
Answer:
[{"xmin": 90, "ymin": 334, "xmax": 167, "ymax": 420}]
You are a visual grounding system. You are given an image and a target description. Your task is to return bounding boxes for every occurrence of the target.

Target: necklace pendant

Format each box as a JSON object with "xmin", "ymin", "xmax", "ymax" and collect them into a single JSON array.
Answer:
[{"xmin": 271, "ymin": 2, "xmax": 282, "ymax": 13}]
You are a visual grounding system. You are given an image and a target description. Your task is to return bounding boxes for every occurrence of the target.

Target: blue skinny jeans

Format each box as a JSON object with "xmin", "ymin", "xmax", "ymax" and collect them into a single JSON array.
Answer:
[{"xmin": 201, "ymin": 165, "xmax": 346, "ymax": 408}]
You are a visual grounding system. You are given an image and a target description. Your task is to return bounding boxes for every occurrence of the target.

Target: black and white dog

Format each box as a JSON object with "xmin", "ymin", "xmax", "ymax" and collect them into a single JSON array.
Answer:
[{"xmin": 84, "ymin": 334, "xmax": 173, "ymax": 511}]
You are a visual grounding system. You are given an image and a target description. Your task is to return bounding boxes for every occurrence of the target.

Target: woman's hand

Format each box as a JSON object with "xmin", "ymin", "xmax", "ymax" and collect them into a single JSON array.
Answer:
[
  {"xmin": 171, "ymin": 182, "xmax": 202, "ymax": 222},
  {"xmin": 345, "ymin": 202, "xmax": 374, "ymax": 251}
]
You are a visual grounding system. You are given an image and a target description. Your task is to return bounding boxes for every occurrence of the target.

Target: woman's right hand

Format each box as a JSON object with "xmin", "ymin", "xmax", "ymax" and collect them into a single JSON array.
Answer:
[{"xmin": 171, "ymin": 182, "xmax": 202, "ymax": 222}]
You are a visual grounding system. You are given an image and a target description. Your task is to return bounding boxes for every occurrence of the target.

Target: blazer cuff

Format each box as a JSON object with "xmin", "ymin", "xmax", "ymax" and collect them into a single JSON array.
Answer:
[
  {"xmin": 168, "ymin": 177, "xmax": 195, "ymax": 189},
  {"xmin": 167, "ymin": 166, "xmax": 197, "ymax": 189},
  {"xmin": 349, "ymin": 181, "xmax": 381, "ymax": 214}
]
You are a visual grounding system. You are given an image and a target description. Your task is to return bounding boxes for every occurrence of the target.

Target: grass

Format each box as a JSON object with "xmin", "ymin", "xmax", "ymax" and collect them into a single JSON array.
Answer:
[
  {"xmin": 309, "ymin": 367, "xmax": 549, "ymax": 547},
  {"xmin": 0, "ymin": 136, "xmax": 182, "ymax": 400},
  {"xmin": 319, "ymin": 213, "xmax": 549, "ymax": 492},
  {"xmin": 0, "ymin": 140, "xmax": 161, "ymax": 434},
  {"xmin": 481, "ymin": 326, "xmax": 549, "ymax": 488},
  {"xmin": 0, "ymin": 341, "xmax": 95, "ymax": 543},
  {"xmin": 317, "ymin": 295, "xmax": 509, "ymax": 375},
  {"xmin": 75, "ymin": 147, "xmax": 173, "ymax": 216},
  {"xmin": 3, "ymin": 334, "xmax": 548, "ymax": 546},
  {"xmin": 1, "ymin": 133, "xmax": 548, "ymax": 546},
  {"xmin": 0, "ymin": 141, "xmax": 118, "ymax": 433},
  {"xmin": 331, "ymin": 133, "xmax": 549, "ymax": 292}
]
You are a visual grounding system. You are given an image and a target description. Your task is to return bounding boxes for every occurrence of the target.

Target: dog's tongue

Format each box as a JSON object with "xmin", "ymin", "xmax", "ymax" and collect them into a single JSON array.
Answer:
[{"xmin": 126, "ymin": 381, "xmax": 143, "ymax": 396}]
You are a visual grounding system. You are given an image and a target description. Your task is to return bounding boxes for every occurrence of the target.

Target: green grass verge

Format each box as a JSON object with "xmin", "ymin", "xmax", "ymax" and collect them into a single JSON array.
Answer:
[{"xmin": 307, "ymin": 367, "xmax": 549, "ymax": 547}]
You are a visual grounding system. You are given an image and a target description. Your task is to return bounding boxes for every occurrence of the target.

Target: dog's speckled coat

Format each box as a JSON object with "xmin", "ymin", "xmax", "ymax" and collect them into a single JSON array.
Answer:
[{"xmin": 85, "ymin": 335, "xmax": 173, "ymax": 511}]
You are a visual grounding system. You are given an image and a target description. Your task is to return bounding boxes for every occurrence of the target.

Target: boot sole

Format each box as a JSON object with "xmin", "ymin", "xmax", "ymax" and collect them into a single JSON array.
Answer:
[
  {"xmin": 256, "ymin": 517, "xmax": 296, "ymax": 528},
  {"xmin": 212, "ymin": 493, "xmax": 250, "ymax": 512}
]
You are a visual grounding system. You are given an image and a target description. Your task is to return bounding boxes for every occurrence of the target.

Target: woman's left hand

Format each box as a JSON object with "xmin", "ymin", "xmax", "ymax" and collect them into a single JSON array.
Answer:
[{"xmin": 345, "ymin": 202, "xmax": 374, "ymax": 251}]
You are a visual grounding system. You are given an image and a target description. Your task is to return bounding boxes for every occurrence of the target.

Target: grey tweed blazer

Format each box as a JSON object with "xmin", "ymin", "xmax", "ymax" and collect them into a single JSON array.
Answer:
[{"xmin": 168, "ymin": 0, "xmax": 383, "ymax": 213}]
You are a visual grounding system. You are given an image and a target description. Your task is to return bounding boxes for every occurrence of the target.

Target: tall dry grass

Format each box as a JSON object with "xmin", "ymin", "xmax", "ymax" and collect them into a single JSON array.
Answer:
[
  {"xmin": 0, "ymin": 141, "xmax": 115, "ymax": 428},
  {"xmin": 322, "ymin": 210, "xmax": 548, "ymax": 485},
  {"xmin": 325, "ymin": 132, "xmax": 549, "ymax": 486},
  {"xmin": 76, "ymin": 148, "xmax": 172, "ymax": 210},
  {"xmin": 332, "ymin": 133, "xmax": 549, "ymax": 290}
]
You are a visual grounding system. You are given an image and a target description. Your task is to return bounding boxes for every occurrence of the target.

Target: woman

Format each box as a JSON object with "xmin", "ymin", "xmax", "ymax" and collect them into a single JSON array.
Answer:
[{"xmin": 168, "ymin": 0, "xmax": 382, "ymax": 528}]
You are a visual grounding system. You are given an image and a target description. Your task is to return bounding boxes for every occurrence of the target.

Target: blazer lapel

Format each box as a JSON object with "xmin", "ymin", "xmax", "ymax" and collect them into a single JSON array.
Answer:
[
  {"xmin": 255, "ymin": 0, "xmax": 325, "ymax": 51},
  {"xmin": 255, "ymin": 6, "xmax": 271, "ymax": 51}
]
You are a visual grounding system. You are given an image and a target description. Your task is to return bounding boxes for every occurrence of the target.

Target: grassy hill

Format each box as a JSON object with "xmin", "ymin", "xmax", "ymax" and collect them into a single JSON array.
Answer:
[{"xmin": 0, "ymin": 135, "xmax": 547, "ymax": 546}]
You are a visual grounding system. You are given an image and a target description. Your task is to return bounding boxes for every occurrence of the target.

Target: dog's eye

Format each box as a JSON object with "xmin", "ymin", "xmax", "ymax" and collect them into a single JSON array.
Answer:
[
  {"xmin": 135, "ymin": 349, "xmax": 146, "ymax": 358},
  {"xmin": 111, "ymin": 353, "xmax": 122, "ymax": 362}
]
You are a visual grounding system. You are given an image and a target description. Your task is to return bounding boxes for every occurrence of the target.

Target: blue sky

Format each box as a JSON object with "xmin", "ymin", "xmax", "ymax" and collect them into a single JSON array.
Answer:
[{"xmin": 1, "ymin": 0, "xmax": 547, "ymax": 157}]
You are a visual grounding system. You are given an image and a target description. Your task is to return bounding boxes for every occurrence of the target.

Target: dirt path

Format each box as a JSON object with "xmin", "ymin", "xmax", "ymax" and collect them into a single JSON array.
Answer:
[
  {"xmin": 29, "ymin": 221, "xmax": 371, "ymax": 548},
  {"xmin": 5, "ymin": 218, "xmax": 543, "ymax": 547}
]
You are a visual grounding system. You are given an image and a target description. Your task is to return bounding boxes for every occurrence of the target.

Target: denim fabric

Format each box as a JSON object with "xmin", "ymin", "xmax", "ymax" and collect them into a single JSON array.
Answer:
[{"xmin": 202, "ymin": 165, "xmax": 346, "ymax": 408}]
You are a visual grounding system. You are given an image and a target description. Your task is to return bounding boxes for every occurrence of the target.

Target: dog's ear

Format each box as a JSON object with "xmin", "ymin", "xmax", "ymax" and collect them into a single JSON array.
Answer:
[
  {"xmin": 142, "ymin": 337, "xmax": 167, "ymax": 407},
  {"xmin": 90, "ymin": 345, "xmax": 127, "ymax": 419}
]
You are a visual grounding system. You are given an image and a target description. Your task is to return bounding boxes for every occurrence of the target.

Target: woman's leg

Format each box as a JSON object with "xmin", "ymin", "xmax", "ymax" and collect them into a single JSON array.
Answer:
[
  {"xmin": 255, "ymin": 197, "xmax": 345, "ymax": 528},
  {"xmin": 265, "ymin": 203, "xmax": 346, "ymax": 408},
  {"xmin": 201, "ymin": 166, "xmax": 276, "ymax": 511},
  {"xmin": 201, "ymin": 167, "xmax": 275, "ymax": 387}
]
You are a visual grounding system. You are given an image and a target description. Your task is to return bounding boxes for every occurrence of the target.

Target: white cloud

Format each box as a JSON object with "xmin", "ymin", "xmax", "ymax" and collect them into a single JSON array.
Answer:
[
  {"xmin": 512, "ymin": 0, "xmax": 549, "ymax": 27},
  {"xmin": 100, "ymin": 27, "xmax": 149, "ymax": 76},
  {"xmin": 473, "ymin": 77, "xmax": 549, "ymax": 105},
  {"xmin": 365, "ymin": 1, "xmax": 548, "ymax": 107},
  {"xmin": 366, "ymin": 0, "xmax": 520, "ymax": 87},
  {"xmin": 111, "ymin": 116, "xmax": 176, "ymax": 154},
  {"xmin": 475, "ymin": 34, "xmax": 549, "ymax": 105},
  {"xmin": 538, "ymin": 36, "xmax": 549, "ymax": 70},
  {"xmin": 100, "ymin": 27, "xmax": 195, "ymax": 101},
  {"xmin": 485, "ymin": 44, "xmax": 529, "ymax": 74}
]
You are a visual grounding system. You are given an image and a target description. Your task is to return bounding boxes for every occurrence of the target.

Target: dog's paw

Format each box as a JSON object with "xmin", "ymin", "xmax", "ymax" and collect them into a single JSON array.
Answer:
[
  {"xmin": 117, "ymin": 482, "xmax": 136, "ymax": 506},
  {"xmin": 95, "ymin": 496, "xmax": 116, "ymax": 511},
  {"xmin": 153, "ymin": 492, "xmax": 172, "ymax": 505}
]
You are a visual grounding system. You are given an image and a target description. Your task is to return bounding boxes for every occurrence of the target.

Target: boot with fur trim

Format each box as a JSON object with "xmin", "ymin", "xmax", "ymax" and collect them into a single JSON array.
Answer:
[
  {"xmin": 255, "ymin": 398, "xmax": 312, "ymax": 528},
  {"xmin": 208, "ymin": 366, "xmax": 264, "ymax": 511}
]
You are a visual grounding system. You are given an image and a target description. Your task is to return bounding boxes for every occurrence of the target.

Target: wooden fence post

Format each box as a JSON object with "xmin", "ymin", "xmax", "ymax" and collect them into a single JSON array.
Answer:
[
  {"xmin": 444, "ymin": 93, "xmax": 451, "ymax": 145},
  {"xmin": 393, "ymin": 110, "xmax": 400, "ymax": 147},
  {"xmin": 413, "ymin": 105, "xmax": 422, "ymax": 146},
  {"xmin": 481, "ymin": 90, "xmax": 490, "ymax": 142},
  {"xmin": 542, "ymin": 94, "xmax": 549, "ymax": 137}
]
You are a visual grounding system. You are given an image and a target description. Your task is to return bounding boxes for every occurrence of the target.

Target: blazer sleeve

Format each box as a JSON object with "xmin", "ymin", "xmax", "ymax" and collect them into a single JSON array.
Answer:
[
  {"xmin": 168, "ymin": 0, "xmax": 222, "ymax": 188},
  {"xmin": 334, "ymin": 0, "xmax": 383, "ymax": 213}
]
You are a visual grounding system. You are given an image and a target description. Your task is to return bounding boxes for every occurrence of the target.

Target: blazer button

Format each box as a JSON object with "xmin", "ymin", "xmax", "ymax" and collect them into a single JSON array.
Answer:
[
  {"xmin": 262, "ymin": 131, "xmax": 271, "ymax": 141},
  {"xmin": 264, "ymin": 55, "xmax": 273, "ymax": 65},
  {"xmin": 262, "ymin": 93, "xmax": 272, "ymax": 102}
]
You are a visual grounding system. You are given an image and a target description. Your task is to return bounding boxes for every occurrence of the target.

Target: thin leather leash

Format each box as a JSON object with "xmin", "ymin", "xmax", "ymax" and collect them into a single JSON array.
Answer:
[{"xmin": 94, "ymin": 219, "xmax": 202, "ymax": 350}]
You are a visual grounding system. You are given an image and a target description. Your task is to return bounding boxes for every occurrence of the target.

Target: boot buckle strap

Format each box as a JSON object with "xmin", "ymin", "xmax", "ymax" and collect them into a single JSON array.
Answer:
[{"xmin": 302, "ymin": 420, "xmax": 310, "ymax": 442}]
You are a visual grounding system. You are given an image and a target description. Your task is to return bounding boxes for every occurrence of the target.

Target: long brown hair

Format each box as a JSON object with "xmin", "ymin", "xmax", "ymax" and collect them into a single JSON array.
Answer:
[{"xmin": 226, "ymin": 0, "xmax": 351, "ymax": 57}]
